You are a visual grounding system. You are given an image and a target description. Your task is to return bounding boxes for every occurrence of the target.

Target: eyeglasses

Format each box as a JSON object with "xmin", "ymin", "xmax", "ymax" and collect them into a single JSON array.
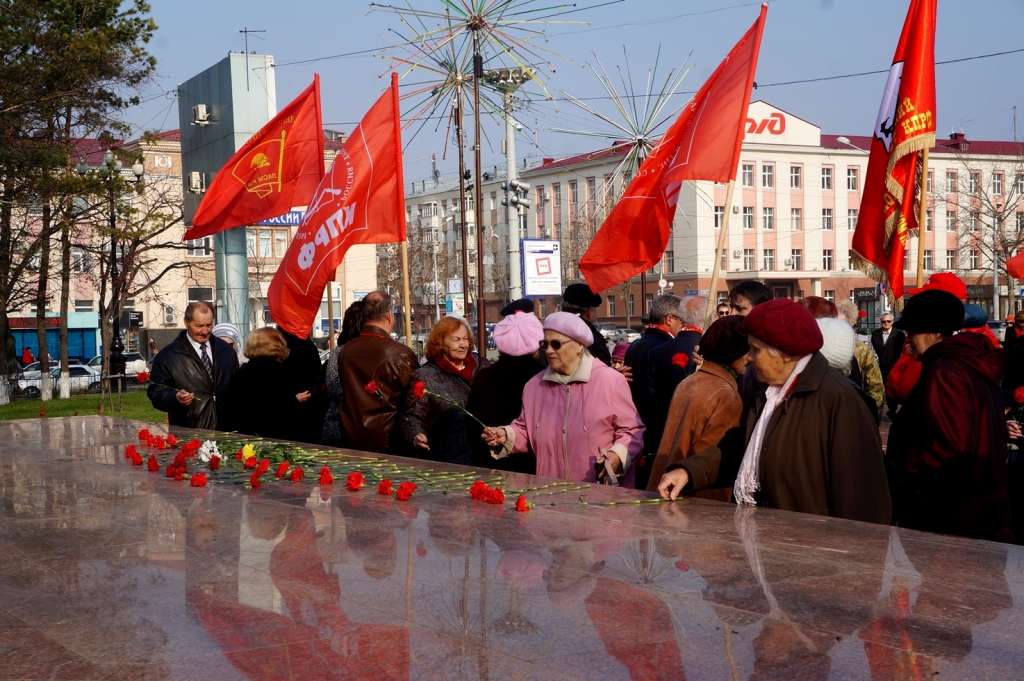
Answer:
[
  {"xmin": 539, "ymin": 339, "xmax": 572, "ymax": 351},
  {"xmin": 880, "ymin": 320, "xmax": 893, "ymax": 325},
  {"xmin": 717, "ymin": 310, "xmax": 730, "ymax": 317}
]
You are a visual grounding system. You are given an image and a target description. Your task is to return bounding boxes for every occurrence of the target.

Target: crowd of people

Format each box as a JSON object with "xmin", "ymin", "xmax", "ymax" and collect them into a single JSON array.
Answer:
[{"xmin": 148, "ymin": 271, "xmax": 1024, "ymax": 544}]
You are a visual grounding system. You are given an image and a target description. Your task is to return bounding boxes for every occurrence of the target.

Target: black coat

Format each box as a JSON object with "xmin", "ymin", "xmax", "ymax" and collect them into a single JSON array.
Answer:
[
  {"xmin": 584, "ymin": 318, "xmax": 612, "ymax": 366},
  {"xmin": 870, "ymin": 327, "xmax": 906, "ymax": 379},
  {"xmin": 1003, "ymin": 330, "xmax": 1024, "ymax": 400},
  {"xmin": 644, "ymin": 331, "xmax": 702, "ymax": 453},
  {"xmin": 624, "ymin": 326, "xmax": 673, "ymax": 440},
  {"xmin": 225, "ymin": 357, "xmax": 307, "ymax": 442},
  {"xmin": 279, "ymin": 329, "xmax": 328, "ymax": 445},
  {"xmin": 465, "ymin": 353, "xmax": 544, "ymax": 473},
  {"xmin": 147, "ymin": 331, "xmax": 237, "ymax": 429}
]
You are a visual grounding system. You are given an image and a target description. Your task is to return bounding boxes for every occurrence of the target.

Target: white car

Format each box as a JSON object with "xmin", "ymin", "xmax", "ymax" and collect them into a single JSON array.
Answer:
[
  {"xmin": 619, "ymin": 329, "xmax": 641, "ymax": 343},
  {"xmin": 87, "ymin": 353, "xmax": 148, "ymax": 376},
  {"xmin": 19, "ymin": 359, "xmax": 83, "ymax": 380},
  {"xmin": 18, "ymin": 365, "xmax": 101, "ymax": 397}
]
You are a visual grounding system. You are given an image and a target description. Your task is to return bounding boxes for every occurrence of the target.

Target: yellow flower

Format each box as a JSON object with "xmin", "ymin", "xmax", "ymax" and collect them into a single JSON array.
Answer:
[{"xmin": 241, "ymin": 443, "xmax": 256, "ymax": 461}]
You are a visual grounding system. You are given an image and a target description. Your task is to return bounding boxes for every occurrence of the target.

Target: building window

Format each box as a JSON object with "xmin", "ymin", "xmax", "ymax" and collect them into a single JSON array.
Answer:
[
  {"xmin": 970, "ymin": 171, "xmax": 980, "ymax": 194},
  {"xmin": 970, "ymin": 250, "xmax": 980, "ymax": 269},
  {"xmin": 742, "ymin": 207, "xmax": 754, "ymax": 230},
  {"xmin": 823, "ymin": 249, "xmax": 834, "ymax": 270},
  {"xmin": 742, "ymin": 163, "xmax": 754, "ymax": 187},
  {"xmin": 824, "ymin": 290, "xmax": 835, "ymax": 303},
  {"xmin": 721, "ymin": 249, "xmax": 728, "ymax": 269},
  {"xmin": 925, "ymin": 210, "xmax": 932, "ymax": 231},
  {"xmin": 762, "ymin": 164, "xmax": 774, "ymax": 188},
  {"xmin": 539, "ymin": 299, "xmax": 547, "ymax": 317},
  {"xmin": 188, "ymin": 286, "xmax": 214, "ymax": 303},
  {"xmin": 848, "ymin": 209, "xmax": 858, "ymax": 229},
  {"xmin": 608, "ymin": 295, "xmax": 616, "ymax": 316},
  {"xmin": 71, "ymin": 247, "xmax": 92, "ymax": 273},
  {"xmin": 762, "ymin": 207, "xmax": 774, "ymax": 230},
  {"xmin": 847, "ymin": 167, "xmax": 859, "ymax": 191},
  {"xmin": 714, "ymin": 205, "xmax": 725, "ymax": 229},
  {"xmin": 822, "ymin": 208, "xmax": 833, "ymax": 231},
  {"xmin": 790, "ymin": 165, "xmax": 802, "ymax": 189},
  {"xmin": 418, "ymin": 202, "xmax": 437, "ymax": 217},
  {"xmin": 586, "ymin": 177, "xmax": 597, "ymax": 216},
  {"xmin": 971, "ymin": 211, "xmax": 981, "ymax": 232},
  {"xmin": 1016, "ymin": 174, "xmax": 1024, "ymax": 195},
  {"xmin": 552, "ymin": 184, "xmax": 562, "ymax": 228},
  {"xmin": 74, "ymin": 299, "xmax": 93, "ymax": 312},
  {"xmin": 763, "ymin": 249, "xmax": 775, "ymax": 271},
  {"xmin": 628, "ymin": 294, "xmax": 635, "ymax": 316},
  {"xmin": 904, "ymin": 251, "xmax": 909, "ymax": 271},
  {"xmin": 926, "ymin": 170, "xmax": 933, "ymax": 193},
  {"xmin": 946, "ymin": 170, "xmax": 957, "ymax": 193},
  {"xmin": 259, "ymin": 229, "xmax": 272, "ymax": 257},
  {"xmin": 743, "ymin": 249, "xmax": 755, "ymax": 270},
  {"xmin": 923, "ymin": 250, "xmax": 932, "ymax": 270},
  {"xmin": 664, "ymin": 250, "xmax": 675, "ymax": 273},
  {"xmin": 186, "ymin": 237, "xmax": 212, "ymax": 257},
  {"xmin": 569, "ymin": 181, "xmax": 578, "ymax": 216},
  {"xmin": 791, "ymin": 249, "xmax": 802, "ymax": 270},
  {"xmin": 822, "ymin": 167, "xmax": 833, "ymax": 190},
  {"xmin": 645, "ymin": 293, "xmax": 653, "ymax": 313},
  {"xmin": 791, "ymin": 208, "xmax": 802, "ymax": 231},
  {"xmin": 274, "ymin": 229, "xmax": 289, "ymax": 257},
  {"xmin": 946, "ymin": 210, "xmax": 956, "ymax": 231},
  {"xmin": 994, "ymin": 173, "xmax": 1004, "ymax": 195},
  {"xmin": 946, "ymin": 249, "xmax": 957, "ymax": 270},
  {"xmin": 1017, "ymin": 212, "xmax": 1024, "ymax": 233}
]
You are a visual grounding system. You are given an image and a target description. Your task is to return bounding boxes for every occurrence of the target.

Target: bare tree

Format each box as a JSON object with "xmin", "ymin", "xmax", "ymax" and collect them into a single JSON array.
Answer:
[{"xmin": 377, "ymin": 215, "xmax": 457, "ymax": 333}]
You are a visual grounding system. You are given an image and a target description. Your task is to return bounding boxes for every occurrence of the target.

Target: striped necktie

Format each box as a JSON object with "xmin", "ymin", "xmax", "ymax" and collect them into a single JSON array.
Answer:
[{"xmin": 200, "ymin": 342, "xmax": 213, "ymax": 378}]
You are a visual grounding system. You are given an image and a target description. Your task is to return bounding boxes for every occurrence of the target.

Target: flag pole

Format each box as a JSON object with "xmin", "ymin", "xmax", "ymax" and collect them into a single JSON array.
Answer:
[
  {"xmin": 704, "ymin": 179, "xmax": 736, "ymax": 326},
  {"xmin": 390, "ymin": 72, "xmax": 414, "ymax": 349},
  {"xmin": 915, "ymin": 147, "xmax": 930, "ymax": 288}
]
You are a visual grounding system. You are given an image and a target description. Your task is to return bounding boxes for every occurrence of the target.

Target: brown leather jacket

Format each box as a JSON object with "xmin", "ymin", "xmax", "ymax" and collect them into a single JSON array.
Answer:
[{"xmin": 338, "ymin": 326, "xmax": 418, "ymax": 453}]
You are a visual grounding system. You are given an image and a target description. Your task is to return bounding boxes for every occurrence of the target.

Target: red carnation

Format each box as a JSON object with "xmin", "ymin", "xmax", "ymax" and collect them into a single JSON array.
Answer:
[
  {"xmin": 147, "ymin": 455, "xmax": 159, "ymax": 472},
  {"xmin": 138, "ymin": 428, "xmax": 150, "ymax": 441},
  {"xmin": 346, "ymin": 472, "xmax": 366, "ymax": 492},
  {"xmin": 250, "ymin": 472, "xmax": 262, "ymax": 489},
  {"xmin": 173, "ymin": 452, "xmax": 187, "ymax": 466},
  {"xmin": 275, "ymin": 462, "xmax": 290, "ymax": 479},
  {"xmin": 486, "ymin": 488, "xmax": 505, "ymax": 505},
  {"xmin": 209, "ymin": 455, "xmax": 221, "ymax": 471},
  {"xmin": 469, "ymin": 480, "xmax": 490, "ymax": 501},
  {"xmin": 235, "ymin": 449, "xmax": 244, "ymax": 461},
  {"xmin": 174, "ymin": 470, "xmax": 185, "ymax": 481},
  {"xmin": 166, "ymin": 434, "xmax": 179, "ymax": 447},
  {"xmin": 135, "ymin": 371, "xmax": 150, "ymax": 384},
  {"xmin": 290, "ymin": 466, "xmax": 304, "ymax": 481},
  {"xmin": 515, "ymin": 494, "xmax": 530, "ymax": 513},
  {"xmin": 256, "ymin": 458, "xmax": 271, "ymax": 475},
  {"xmin": 1015, "ymin": 387, "xmax": 1024, "ymax": 405},
  {"xmin": 190, "ymin": 472, "xmax": 208, "ymax": 487},
  {"xmin": 378, "ymin": 479, "xmax": 393, "ymax": 496},
  {"xmin": 671, "ymin": 353, "xmax": 689, "ymax": 369},
  {"xmin": 130, "ymin": 452, "xmax": 144, "ymax": 466},
  {"xmin": 125, "ymin": 444, "xmax": 137, "ymax": 458},
  {"xmin": 364, "ymin": 380, "xmax": 380, "ymax": 395},
  {"xmin": 319, "ymin": 466, "xmax": 333, "ymax": 486},
  {"xmin": 412, "ymin": 381, "xmax": 425, "ymax": 399},
  {"xmin": 395, "ymin": 481, "xmax": 417, "ymax": 501},
  {"xmin": 243, "ymin": 456, "xmax": 257, "ymax": 470}
]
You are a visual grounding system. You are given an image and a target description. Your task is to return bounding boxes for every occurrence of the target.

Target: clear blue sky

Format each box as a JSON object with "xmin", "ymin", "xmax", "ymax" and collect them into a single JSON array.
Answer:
[{"xmin": 128, "ymin": 0, "xmax": 1024, "ymax": 183}]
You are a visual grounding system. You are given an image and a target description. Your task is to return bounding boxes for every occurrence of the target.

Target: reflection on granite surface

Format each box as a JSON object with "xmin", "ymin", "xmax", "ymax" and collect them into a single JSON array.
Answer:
[{"xmin": 2, "ymin": 417, "xmax": 1024, "ymax": 679}]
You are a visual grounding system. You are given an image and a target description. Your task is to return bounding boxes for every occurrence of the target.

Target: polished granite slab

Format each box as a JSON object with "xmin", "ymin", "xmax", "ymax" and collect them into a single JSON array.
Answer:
[{"xmin": 1, "ymin": 416, "xmax": 1023, "ymax": 680}]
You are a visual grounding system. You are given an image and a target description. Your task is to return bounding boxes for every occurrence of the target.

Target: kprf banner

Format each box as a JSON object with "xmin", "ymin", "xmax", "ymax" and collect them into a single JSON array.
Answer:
[
  {"xmin": 268, "ymin": 74, "xmax": 405, "ymax": 338},
  {"xmin": 185, "ymin": 76, "xmax": 324, "ymax": 241}
]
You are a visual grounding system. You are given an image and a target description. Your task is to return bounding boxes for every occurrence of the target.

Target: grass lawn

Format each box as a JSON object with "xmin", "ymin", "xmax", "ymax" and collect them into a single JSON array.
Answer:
[{"xmin": 0, "ymin": 390, "xmax": 164, "ymax": 423}]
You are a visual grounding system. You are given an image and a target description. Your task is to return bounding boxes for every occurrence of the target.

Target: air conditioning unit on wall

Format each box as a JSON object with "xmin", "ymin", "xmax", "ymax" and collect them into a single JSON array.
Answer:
[
  {"xmin": 163, "ymin": 306, "xmax": 176, "ymax": 325},
  {"xmin": 191, "ymin": 104, "xmax": 210, "ymax": 126}
]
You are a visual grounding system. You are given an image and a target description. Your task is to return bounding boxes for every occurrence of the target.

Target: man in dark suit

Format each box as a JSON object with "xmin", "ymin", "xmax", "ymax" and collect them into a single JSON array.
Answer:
[{"xmin": 870, "ymin": 312, "xmax": 905, "ymax": 384}]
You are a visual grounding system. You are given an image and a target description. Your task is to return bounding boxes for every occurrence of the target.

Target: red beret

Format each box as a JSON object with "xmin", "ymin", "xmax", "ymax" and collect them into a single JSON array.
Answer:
[{"xmin": 743, "ymin": 299, "xmax": 823, "ymax": 357}]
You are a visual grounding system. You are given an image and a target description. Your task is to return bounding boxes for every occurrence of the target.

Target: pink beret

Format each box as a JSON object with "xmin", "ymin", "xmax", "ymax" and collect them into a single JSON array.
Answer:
[
  {"xmin": 492, "ymin": 312, "xmax": 544, "ymax": 357},
  {"xmin": 742, "ymin": 299, "xmax": 823, "ymax": 357},
  {"xmin": 543, "ymin": 311, "xmax": 594, "ymax": 347}
]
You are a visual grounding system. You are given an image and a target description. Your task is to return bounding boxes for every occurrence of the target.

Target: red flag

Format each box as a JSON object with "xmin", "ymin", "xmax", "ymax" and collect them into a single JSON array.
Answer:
[
  {"xmin": 184, "ymin": 76, "xmax": 325, "ymax": 241},
  {"xmin": 1007, "ymin": 250, "xmax": 1024, "ymax": 280},
  {"xmin": 268, "ymin": 74, "xmax": 405, "ymax": 338},
  {"xmin": 579, "ymin": 5, "xmax": 767, "ymax": 293},
  {"xmin": 851, "ymin": 0, "xmax": 936, "ymax": 305}
]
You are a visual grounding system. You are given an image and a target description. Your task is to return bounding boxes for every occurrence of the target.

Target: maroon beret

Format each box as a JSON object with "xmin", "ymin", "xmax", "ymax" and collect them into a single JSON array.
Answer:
[{"xmin": 742, "ymin": 299, "xmax": 823, "ymax": 357}]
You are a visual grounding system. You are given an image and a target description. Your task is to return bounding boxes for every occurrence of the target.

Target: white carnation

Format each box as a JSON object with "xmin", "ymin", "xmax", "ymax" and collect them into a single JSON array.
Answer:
[{"xmin": 198, "ymin": 440, "xmax": 220, "ymax": 463}]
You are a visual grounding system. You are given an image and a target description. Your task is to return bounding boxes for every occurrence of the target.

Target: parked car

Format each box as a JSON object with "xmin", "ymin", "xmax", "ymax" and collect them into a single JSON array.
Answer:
[
  {"xmin": 18, "ymin": 365, "xmax": 101, "ymax": 397},
  {"xmin": 619, "ymin": 328, "xmax": 641, "ymax": 343},
  {"xmin": 87, "ymin": 352, "xmax": 148, "ymax": 376},
  {"xmin": 597, "ymin": 323, "xmax": 620, "ymax": 342},
  {"xmin": 988, "ymin": 320, "xmax": 1007, "ymax": 343},
  {"xmin": 19, "ymin": 359, "xmax": 83, "ymax": 380}
]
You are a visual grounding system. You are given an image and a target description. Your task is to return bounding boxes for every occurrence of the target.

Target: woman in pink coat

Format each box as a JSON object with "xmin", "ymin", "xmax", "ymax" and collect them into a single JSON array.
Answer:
[{"xmin": 482, "ymin": 312, "xmax": 644, "ymax": 485}]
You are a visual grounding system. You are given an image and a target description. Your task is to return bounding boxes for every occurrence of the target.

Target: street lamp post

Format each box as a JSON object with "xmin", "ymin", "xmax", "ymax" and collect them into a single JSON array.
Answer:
[
  {"xmin": 77, "ymin": 150, "xmax": 143, "ymax": 399},
  {"xmin": 995, "ymin": 199, "xmax": 1004, "ymax": 318}
]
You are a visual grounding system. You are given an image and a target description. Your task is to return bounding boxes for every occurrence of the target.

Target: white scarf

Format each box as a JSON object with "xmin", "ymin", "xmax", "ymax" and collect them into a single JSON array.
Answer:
[{"xmin": 733, "ymin": 354, "xmax": 812, "ymax": 506}]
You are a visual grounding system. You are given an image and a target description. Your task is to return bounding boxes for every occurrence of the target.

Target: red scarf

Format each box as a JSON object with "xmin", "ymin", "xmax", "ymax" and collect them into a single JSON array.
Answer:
[
  {"xmin": 435, "ymin": 353, "xmax": 476, "ymax": 383},
  {"xmin": 679, "ymin": 325, "xmax": 703, "ymax": 335},
  {"xmin": 647, "ymin": 324, "xmax": 673, "ymax": 337}
]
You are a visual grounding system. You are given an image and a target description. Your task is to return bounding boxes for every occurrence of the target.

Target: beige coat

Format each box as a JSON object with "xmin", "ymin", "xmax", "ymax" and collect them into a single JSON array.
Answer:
[{"xmin": 646, "ymin": 361, "xmax": 743, "ymax": 500}]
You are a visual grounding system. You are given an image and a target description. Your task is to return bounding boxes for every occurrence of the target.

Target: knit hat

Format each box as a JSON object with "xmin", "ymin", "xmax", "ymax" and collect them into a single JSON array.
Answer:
[
  {"xmin": 742, "ymin": 299, "xmax": 824, "ymax": 357},
  {"xmin": 815, "ymin": 317, "xmax": 856, "ymax": 371},
  {"xmin": 492, "ymin": 312, "xmax": 544, "ymax": 356},
  {"xmin": 213, "ymin": 323, "xmax": 247, "ymax": 365},
  {"xmin": 905, "ymin": 272, "xmax": 968, "ymax": 300},
  {"xmin": 894, "ymin": 289, "xmax": 964, "ymax": 336},
  {"xmin": 963, "ymin": 304, "xmax": 989, "ymax": 329},
  {"xmin": 543, "ymin": 311, "xmax": 594, "ymax": 346},
  {"xmin": 500, "ymin": 298, "xmax": 536, "ymax": 316},
  {"xmin": 612, "ymin": 343, "xmax": 629, "ymax": 362},
  {"xmin": 699, "ymin": 316, "xmax": 749, "ymax": 365},
  {"xmin": 562, "ymin": 283, "xmax": 602, "ymax": 308}
]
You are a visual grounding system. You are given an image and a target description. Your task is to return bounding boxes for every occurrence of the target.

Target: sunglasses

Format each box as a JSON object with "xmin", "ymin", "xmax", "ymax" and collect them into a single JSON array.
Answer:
[
  {"xmin": 881, "ymin": 320, "xmax": 893, "ymax": 324},
  {"xmin": 717, "ymin": 310, "xmax": 729, "ymax": 317},
  {"xmin": 539, "ymin": 339, "xmax": 574, "ymax": 351}
]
